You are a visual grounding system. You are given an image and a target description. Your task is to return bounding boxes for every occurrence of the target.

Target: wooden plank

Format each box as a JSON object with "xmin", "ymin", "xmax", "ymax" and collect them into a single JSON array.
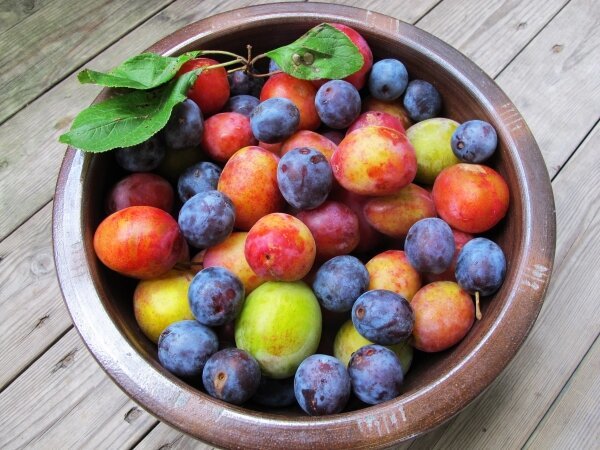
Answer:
[
  {"xmin": 495, "ymin": 0, "xmax": 600, "ymax": 177},
  {"xmin": 407, "ymin": 122, "xmax": 600, "ymax": 448},
  {"xmin": 0, "ymin": 201, "xmax": 72, "ymax": 389},
  {"xmin": 0, "ymin": 0, "xmax": 296, "ymax": 242},
  {"xmin": 135, "ymin": 423, "xmax": 216, "ymax": 450},
  {"xmin": 307, "ymin": 0, "xmax": 440, "ymax": 24},
  {"xmin": 416, "ymin": 0, "xmax": 569, "ymax": 77},
  {"xmin": 524, "ymin": 334, "xmax": 600, "ymax": 449},
  {"xmin": 0, "ymin": 0, "xmax": 55, "ymax": 33},
  {"xmin": 0, "ymin": 0, "xmax": 174, "ymax": 124},
  {"xmin": 0, "ymin": 328, "xmax": 156, "ymax": 449}
]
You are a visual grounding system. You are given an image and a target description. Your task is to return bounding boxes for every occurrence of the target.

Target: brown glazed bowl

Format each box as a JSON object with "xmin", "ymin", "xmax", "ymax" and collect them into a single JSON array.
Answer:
[{"xmin": 53, "ymin": 2, "xmax": 556, "ymax": 449}]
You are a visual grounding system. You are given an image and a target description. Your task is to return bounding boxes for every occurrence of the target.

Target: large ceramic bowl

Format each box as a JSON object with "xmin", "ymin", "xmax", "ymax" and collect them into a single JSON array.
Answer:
[{"xmin": 53, "ymin": 3, "xmax": 556, "ymax": 449}]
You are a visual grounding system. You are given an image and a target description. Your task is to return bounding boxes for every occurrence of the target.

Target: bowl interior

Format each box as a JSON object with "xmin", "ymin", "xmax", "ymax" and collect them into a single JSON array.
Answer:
[{"xmin": 55, "ymin": 4, "xmax": 553, "ymax": 448}]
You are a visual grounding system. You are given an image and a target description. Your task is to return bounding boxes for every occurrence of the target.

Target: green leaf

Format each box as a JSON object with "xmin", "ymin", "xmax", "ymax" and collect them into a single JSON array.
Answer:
[
  {"xmin": 59, "ymin": 71, "xmax": 198, "ymax": 152},
  {"xmin": 265, "ymin": 23, "xmax": 363, "ymax": 80},
  {"xmin": 77, "ymin": 51, "xmax": 200, "ymax": 89}
]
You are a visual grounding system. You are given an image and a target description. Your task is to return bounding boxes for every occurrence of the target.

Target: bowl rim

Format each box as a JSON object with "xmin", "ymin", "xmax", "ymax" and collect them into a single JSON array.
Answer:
[{"xmin": 52, "ymin": 2, "xmax": 556, "ymax": 449}]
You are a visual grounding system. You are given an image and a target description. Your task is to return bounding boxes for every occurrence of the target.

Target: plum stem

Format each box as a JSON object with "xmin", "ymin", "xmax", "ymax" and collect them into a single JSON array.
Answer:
[
  {"xmin": 475, "ymin": 291, "xmax": 482, "ymax": 320},
  {"xmin": 198, "ymin": 50, "xmax": 248, "ymax": 64}
]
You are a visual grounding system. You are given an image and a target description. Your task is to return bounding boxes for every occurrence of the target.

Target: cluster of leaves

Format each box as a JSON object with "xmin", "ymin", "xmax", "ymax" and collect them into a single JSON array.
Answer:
[{"xmin": 59, "ymin": 23, "xmax": 363, "ymax": 153}]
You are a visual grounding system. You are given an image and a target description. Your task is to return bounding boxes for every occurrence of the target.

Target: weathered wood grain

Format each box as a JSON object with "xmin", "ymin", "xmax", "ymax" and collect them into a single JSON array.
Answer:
[
  {"xmin": 524, "ymin": 334, "xmax": 600, "ymax": 449},
  {"xmin": 416, "ymin": 0, "xmax": 569, "ymax": 77},
  {"xmin": 408, "ymin": 122, "xmax": 600, "ymax": 449},
  {"xmin": 0, "ymin": 328, "xmax": 156, "ymax": 449},
  {"xmin": 0, "ymin": 0, "xmax": 54, "ymax": 33},
  {"xmin": 496, "ymin": 0, "xmax": 600, "ymax": 177},
  {"xmin": 0, "ymin": 201, "xmax": 72, "ymax": 389},
  {"xmin": 307, "ymin": 0, "xmax": 439, "ymax": 24},
  {"xmin": 0, "ymin": 0, "xmax": 175, "ymax": 124},
  {"xmin": 135, "ymin": 423, "xmax": 216, "ymax": 450},
  {"xmin": 0, "ymin": 0, "xmax": 296, "ymax": 242}
]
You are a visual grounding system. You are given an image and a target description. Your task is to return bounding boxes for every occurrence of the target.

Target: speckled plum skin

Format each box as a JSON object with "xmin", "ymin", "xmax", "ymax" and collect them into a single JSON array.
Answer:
[
  {"xmin": 432, "ymin": 163, "xmax": 510, "ymax": 233},
  {"xmin": 294, "ymin": 354, "xmax": 351, "ymax": 416},
  {"xmin": 217, "ymin": 146, "xmax": 285, "ymax": 230},
  {"xmin": 188, "ymin": 267, "xmax": 245, "ymax": 326},
  {"xmin": 250, "ymin": 97, "xmax": 300, "ymax": 143},
  {"xmin": 351, "ymin": 290, "xmax": 414, "ymax": 345},
  {"xmin": 133, "ymin": 270, "xmax": 195, "ymax": 344},
  {"xmin": 201, "ymin": 112, "xmax": 257, "ymax": 163},
  {"xmin": 404, "ymin": 218, "xmax": 455, "ymax": 274},
  {"xmin": 260, "ymin": 73, "xmax": 320, "ymax": 131},
  {"xmin": 362, "ymin": 95, "xmax": 413, "ymax": 130},
  {"xmin": 455, "ymin": 237, "xmax": 506, "ymax": 296},
  {"xmin": 315, "ymin": 80, "xmax": 361, "ymax": 129},
  {"xmin": 277, "ymin": 147, "xmax": 332, "ymax": 210},
  {"xmin": 203, "ymin": 232, "xmax": 268, "ymax": 293},
  {"xmin": 365, "ymin": 250, "xmax": 421, "ymax": 301},
  {"xmin": 177, "ymin": 190, "xmax": 235, "ymax": 249},
  {"xmin": 346, "ymin": 110, "xmax": 406, "ymax": 136},
  {"xmin": 296, "ymin": 201, "xmax": 360, "ymax": 260},
  {"xmin": 93, "ymin": 206, "xmax": 184, "ymax": 279},
  {"xmin": 244, "ymin": 213, "xmax": 316, "ymax": 281},
  {"xmin": 331, "ymin": 189, "xmax": 384, "ymax": 254},
  {"xmin": 202, "ymin": 348, "xmax": 261, "ymax": 405},
  {"xmin": 177, "ymin": 161, "xmax": 221, "ymax": 203},
  {"xmin": 331, "ymin": 126, "xmax": 417, "ymax": 196},
  {"xmin": 425, "ymin": 229, "xmax": 474, "ymax": 283},
  {"xmin": 177, "ymin": 58, "xmax": 230, "ymax": 116},
  {"xmin": 348, "ymin": 345, "xmax": 404, "ymax": 405},
  {"xmin": 280, "ymin": 130, "xmax": 338, "ymax": 161},
  {"xmin": 312, "ymin": 255, "xmax": 369, "ymax": 312},
  {"xmin": 106, "ymin": 172, "xmax": 174, "ymax": 214},
  {"xmin": 363, "ymin": 183, "xmax": 436, "ymax": 239},
  {"xmin": 157, "ymin": 320, "xmax": 218, "ymax": 378},
  {"xmin": 410, "ymin": 281, "xmax": 475, "ymax": 352}
]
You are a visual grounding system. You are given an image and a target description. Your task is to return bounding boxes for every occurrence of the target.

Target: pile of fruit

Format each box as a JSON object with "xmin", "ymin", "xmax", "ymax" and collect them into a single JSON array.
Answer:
[{"xmin": 65, "ymin": 23, "xmax": 509, "ymax": 416}]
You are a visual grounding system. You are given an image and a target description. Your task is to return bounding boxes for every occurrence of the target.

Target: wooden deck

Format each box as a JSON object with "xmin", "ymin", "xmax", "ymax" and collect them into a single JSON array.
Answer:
[{"xmin": 0, "ymin": 0, "xmax": 598, "ymax": 448}]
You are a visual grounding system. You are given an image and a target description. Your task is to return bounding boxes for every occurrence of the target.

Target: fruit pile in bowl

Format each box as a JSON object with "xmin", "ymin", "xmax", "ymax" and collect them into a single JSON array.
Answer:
[{"xmin": 53, "ymin": 3, "xmax": 555, "ymax": 449}]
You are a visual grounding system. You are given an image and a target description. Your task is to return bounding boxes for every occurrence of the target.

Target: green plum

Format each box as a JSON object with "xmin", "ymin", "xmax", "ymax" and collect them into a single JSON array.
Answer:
[
  {"xmin": 333, "ymin": 319, "xmax": 413, "ymax": 375},
  {"xmin": 234, "ymin": 281, "xmax": 322, "ymax": 378},
  {"xmin": 407, "ymin": 118, "xmax": 460, "ymax": 184}
]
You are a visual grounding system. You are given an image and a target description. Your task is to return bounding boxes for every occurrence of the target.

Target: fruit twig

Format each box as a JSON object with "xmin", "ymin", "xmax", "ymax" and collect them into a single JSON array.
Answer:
[
  {"xmin": 198, "ymin": 49, "xmax": 248, "ymax": 64},
  {"xmin": 475, "ymin": 291, "xmax": 482, "ymax": 320}
]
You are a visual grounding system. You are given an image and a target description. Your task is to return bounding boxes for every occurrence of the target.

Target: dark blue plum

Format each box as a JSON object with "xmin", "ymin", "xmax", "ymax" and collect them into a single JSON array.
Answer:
[
  {"xmin": 188, "ymin": 267, "xmax": 245, "ymax": 326},
  {"xmin": 250, "ymin": 97, "xmax": 300, "ymax": 143},
  {"xmin": 115, "ymin": 135, "xmax": 165, "ymax": 172},
  {"xmin": 158, "ymin": 320, "xmax": 218, "ymax": 378},
  {"xmin": 227, "ymin": 70, "xmax": 264, "ymax": 97},
  {"xmin": 368, "ymin": 58, "xmax": 409, "ymax": 101},
  {"xmin": 402, "ymin": 79, "xmax": 442, "ymax": 122},
  {"xmin": 294, "ymin": 354, "xmax": 351, "ymax": 415},
  {"xmin": 312, "ymin": 255, "xmax": 369, "ymax": 312},
  {"xmin": 351, "ymin": 290, "xmax": 414, "ymax": 345},
  {"xmin": 277, "ymin": 147, "xmax": 332, "ymax": 210},
  {"xmin": 202, "ymin": 348, "xmax": 261, "ymax": 405},
  {"xmin": 163, "ymin": 99, "xmax": 204, "ymax": 150},
  {"xmin": 451, "ymin": 120, "xmax": 498, "ymax": 163},
  {"xmin": 223, "ymin": 94, "xmax": 260, "ymax": 117},
  {"xmin": 177, "ymin": 161, "xmax": 221, "ymax": 203},
  {"xmin": 178, "ymin": 190, "xmax": 235, "ymax": 249},
  {"xmin": 405, "ymin": 218, "xmax": 455, "ymax": 274},
  {"xmin": 315, "ymin": 80, "xmax": 361, "ymax": 129},
  {"xmin": 456, "ymin": 237, "xmax": 506, "ymax": 296},
  {"xmin": 252, "ymin": 376, "xmax": 296, "ymax": 407},
  {"xmin": 348, "ymin": 344, "xmax": 403, "ymax": 405}
]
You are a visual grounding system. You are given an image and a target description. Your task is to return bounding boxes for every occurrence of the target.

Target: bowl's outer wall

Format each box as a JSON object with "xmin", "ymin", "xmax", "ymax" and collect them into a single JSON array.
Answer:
[{"xmin": 53, "ymin": 3, "xmax": 556, "ymax": 449}]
